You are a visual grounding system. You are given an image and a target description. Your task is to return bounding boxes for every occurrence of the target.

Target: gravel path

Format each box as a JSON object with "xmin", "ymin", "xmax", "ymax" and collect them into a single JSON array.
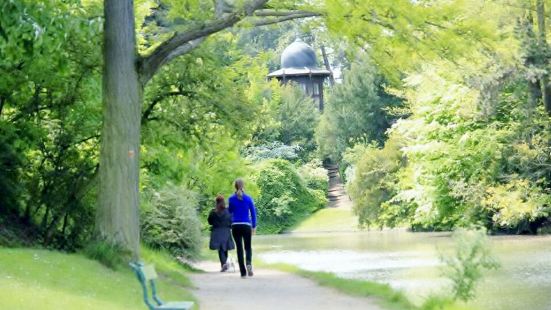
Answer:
[{"xmin": 190, "ymin": 261, "xmax": 381, "ymax": 310}]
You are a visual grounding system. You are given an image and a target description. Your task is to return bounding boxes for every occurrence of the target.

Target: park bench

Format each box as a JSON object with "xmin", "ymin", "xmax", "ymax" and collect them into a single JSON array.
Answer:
[{"xmin": 129, "ymin": 262, "xmax": 194, "ymax": 310}]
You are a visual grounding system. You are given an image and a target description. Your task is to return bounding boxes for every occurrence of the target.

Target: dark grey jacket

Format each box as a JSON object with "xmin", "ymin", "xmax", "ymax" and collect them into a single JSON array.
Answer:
[{"xmin": 208, "ymin": 209, "xmax": 235, "ymax": 251}]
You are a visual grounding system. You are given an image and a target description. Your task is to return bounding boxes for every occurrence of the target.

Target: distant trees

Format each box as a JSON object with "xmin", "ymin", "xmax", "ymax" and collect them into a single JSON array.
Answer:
[
  {"xmin": 325, "ymin": 0, "xmax": 551, "ymax": 232},
  {"xmin": 316, "ymin": 57, "xmax": 403, "ymax": 162}
]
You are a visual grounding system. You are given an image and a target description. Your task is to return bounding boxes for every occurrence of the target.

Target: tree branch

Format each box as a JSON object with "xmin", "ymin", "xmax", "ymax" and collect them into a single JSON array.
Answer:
[
  {"xmin": 247, "ymin": 11, "xmax": 322, "ymax": 27},
  {"xmin": 139, "ymin": 0, "xmax": 269, "ymax": 86},
  {"xmin": 142, "ymin": 90, "xmax": 196, "ymax": 124},
  {"xmin": 253, "ymin": 9, "xmax": 320, "ymax": 17}
]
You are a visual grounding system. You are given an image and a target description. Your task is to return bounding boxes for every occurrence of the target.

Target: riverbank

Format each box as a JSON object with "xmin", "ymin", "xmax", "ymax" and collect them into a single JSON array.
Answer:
[
  {"xmin": 258, "ymin": 262, "xmax": 477, "ymax": 310},
  {"xmin": 257, "ymin": 262, "xmax": 414, "ymax": 310},
  {"xmin": 255, "ymin": 230, "xmax": 551, "ymax": 310},
  {"xmin": 0, "ymin": 247, "xmax": 196, "ymax": 309},
  {"xmin": 291, "ymin": 205, "xmax": 360, "ymax": 233}
]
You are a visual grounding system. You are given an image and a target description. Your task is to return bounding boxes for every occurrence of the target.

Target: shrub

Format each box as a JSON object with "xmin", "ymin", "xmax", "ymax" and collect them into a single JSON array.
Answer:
[
  {"xmin": 141, "ymin": 185, "xmax": 202, "ymax": 259},
  {"xmin": 243, "ymin": 141, "xmax": 301, "ymax": 162},
  {"xmin": 441, "ymin": 228, "xmax": 500, "ymax": 302},
  {"xmin": 345, "ymin": 137, "xmax": 406, "ymax": 228},
  {"xmin": 251, "ymin": 159, "xmax": 326, "ymax": 233},
  {"xmin": 297, "ymin": 159, "xmax": 329, "ymax": 192}
]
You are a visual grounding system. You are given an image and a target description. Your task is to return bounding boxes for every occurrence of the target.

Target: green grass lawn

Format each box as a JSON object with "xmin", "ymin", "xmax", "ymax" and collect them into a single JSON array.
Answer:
[
  {"xmin": 0, "ymin": 247, "xmax": 196, "ymax": 310},
  {"xmin": 292, "ymin": 206, "xmax": 360, "ymax": 233}
]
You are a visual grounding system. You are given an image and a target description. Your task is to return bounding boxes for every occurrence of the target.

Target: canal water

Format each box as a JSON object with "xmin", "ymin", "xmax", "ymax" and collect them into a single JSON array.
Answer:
[{"xmin": 255, "ymin": 230, "xmax": 551, "ymax": 309}]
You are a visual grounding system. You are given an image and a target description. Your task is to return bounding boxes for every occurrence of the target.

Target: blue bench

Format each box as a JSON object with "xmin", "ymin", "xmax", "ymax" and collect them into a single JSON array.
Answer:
[{"xmin": 129, "ymin": 262, "xmax": 194, "ymax": 310}]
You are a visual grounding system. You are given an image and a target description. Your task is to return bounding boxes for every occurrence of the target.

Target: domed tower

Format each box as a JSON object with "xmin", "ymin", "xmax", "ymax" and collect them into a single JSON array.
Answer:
[{"xmin": 267, "ymin": 38, "xmax": 331, "ymax": 111}]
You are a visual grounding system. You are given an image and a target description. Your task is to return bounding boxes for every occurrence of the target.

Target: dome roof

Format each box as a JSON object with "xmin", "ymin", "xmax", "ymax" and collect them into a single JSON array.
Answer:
[{"xmin": 281, "ymin": 38, "xmax": 318, "ymax": 69}]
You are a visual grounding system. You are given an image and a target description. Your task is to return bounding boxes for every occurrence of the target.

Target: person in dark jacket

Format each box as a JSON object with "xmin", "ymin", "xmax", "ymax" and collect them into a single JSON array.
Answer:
[
  {"xmin": 228, "ymin": 178, "xmax": 257, "ymax": 278},
  {"xmin": 208, "ymin": 195, "xmax": 235, "ymax": 272}
]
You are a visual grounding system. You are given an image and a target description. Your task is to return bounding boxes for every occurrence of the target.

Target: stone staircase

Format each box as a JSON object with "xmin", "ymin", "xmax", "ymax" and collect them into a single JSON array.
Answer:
[
  {"xmin": 325, "ymin": 164, "xmax": 352, "ymax": 209},
  {"xmin": 292, "ymin": 164, "xmax": 358, "ymax": 233}
]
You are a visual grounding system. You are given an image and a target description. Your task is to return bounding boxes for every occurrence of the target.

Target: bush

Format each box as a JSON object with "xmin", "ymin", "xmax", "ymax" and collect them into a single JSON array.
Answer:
[
  {"xmin": 441, "ymin": 228, "xmax": 500, "ymax": 302},
  {"xmin": 243, "ymin": 141, "xmax": 301, "ymax": 162},
  {"xmin": 345, "ymin": 137, "xmax": 407, "ymax": 228},
  {"xmin": 141, "ymin": 185, "xmax": 202, "ymax": 259},
  {"xmin": 251, "ymin": 159, "xmax": 326, "ymax": 233},
  {"xmin": 297, "ymin": 159, "xmax": 329, "ymax": 192}
]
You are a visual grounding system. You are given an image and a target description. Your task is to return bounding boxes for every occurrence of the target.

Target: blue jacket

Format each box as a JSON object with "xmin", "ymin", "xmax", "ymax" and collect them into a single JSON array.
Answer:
[{"xmin": 228, "ymin": 193, "xmax": 257, "ymax": 228}]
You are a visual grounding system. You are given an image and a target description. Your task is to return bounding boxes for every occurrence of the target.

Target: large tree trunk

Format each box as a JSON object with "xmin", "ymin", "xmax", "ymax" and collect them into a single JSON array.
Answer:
[
  {"xmin": 536, "ymin": 0, "xmax": 551, "ymax": 114},
  {"xmin": 97, "ymin": 0, "xmax": 141, "ymax": 258}
]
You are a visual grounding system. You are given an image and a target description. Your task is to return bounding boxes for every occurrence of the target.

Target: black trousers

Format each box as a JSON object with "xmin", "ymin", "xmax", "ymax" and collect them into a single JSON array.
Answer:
[
  {"xmin": 218, "ymin": 249, "xmax": 228, "ymax": 267},
  {"xmin": 231, "ymin": 224, "xmax": 252, "ymax": 276}
]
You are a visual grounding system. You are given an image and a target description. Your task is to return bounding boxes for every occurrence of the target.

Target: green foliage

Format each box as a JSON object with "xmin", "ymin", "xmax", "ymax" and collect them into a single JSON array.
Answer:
[
  {"xmin": 243, "ymin": 141, "xmax": 301, "ymax": 162},
  {"xmin": 343, "ymin": 54, "xmax": 551, "ymax": 232},
  {"xmin": 278, "ymin": 85, "xmax": 320, "ymax": 155},
  {"xmin": 0, "ymin": 121, "xmax": 24, "ymax": 214},
  {"xmin": 83, "ymin": 240, "xmax": 130, "ymax": 270},
  {"xmin": 420, "ymin": 296, "xmax": 457, "ymax": 310},
  {"xmin": 141, "ymin": 185, "xmax": 202, "ymax": 259},
  {"xmin": 392, "ymin": 63, "xmax": 551, "ymax": 231},
  {"xmin": 251, "ymin": 159, "xmax": 326, "ymax": 233},
  {"xmin": 249, "ymin": 80, "xmax": 320, "ymax": 162},
  {"xmin": 0, "ymin": 0, "xmax": 102, "ymax": 250},
  {"xmin": 297, "ymin": 159, "xmax": 329, "ymax": 192},
  {"xmin": 140, "ymin": 34, "xmax": 272, "ymax": 223},
  {"xmin": 441, "ymin": 229, "xmax": 500, "ymax": 302},
  {"xmin": 345, "ymin": 137, "xmax": 406, "ymax": 228},
  {"xmin": 317, "ymin": 56, "xmax": 403, "ymax": 162},
  {"xmin": 324, "ymin": 0, "xmax": 514, "ymax": 84}
]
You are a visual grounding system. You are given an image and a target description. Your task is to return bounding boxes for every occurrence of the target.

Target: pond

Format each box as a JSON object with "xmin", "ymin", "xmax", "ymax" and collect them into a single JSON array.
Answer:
[{"xmin": 255, "ymin": 230, "xmax": 551, "ymax": 309}]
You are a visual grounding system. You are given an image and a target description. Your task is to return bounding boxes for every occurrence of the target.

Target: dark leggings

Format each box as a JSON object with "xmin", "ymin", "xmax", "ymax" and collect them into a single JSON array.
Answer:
[
  {"xmin": 218, "ymin": 249, "xmax": 228, "ymax": 267},
  {"xmin": 232, "ymin": 224, "xmax": 252, "ymax": 276}
]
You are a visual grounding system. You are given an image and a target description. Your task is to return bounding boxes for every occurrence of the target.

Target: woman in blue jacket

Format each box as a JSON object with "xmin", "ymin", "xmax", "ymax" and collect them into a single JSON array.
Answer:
[{"xmin": 228, "ymin": 178, "xmax": 257, "ymax": 278}]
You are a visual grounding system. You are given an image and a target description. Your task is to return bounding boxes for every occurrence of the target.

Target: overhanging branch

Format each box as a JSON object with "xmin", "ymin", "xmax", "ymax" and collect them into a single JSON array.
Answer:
[
  {"xmin": 247, "ymin": 11, "xmax": 322, "ymax": 27},
  {"xmin": 139, "ymin": 0, "xmax": 269, "ymax": 85},
  {"xmin": 253, "ymin": 9, "xmax": 320, "ymax": 17},
  {"xmin": 138, "ymin": 0, "xmax": 323, "ymax": 86}
]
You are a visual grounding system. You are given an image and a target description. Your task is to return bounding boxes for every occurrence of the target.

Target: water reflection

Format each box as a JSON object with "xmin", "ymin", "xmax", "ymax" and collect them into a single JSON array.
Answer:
[{"xmin": 255, "ymin": 230, "xmax": 551, "ymax": 309}]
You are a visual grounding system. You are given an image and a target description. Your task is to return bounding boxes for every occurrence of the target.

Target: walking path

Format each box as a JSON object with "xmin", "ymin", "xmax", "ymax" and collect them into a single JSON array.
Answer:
[
  {"xmin": 190, "ymin": 261, "xmax": 381, "ymax": 310},
  {"xmin": 189, "ymin": 165, "xmax": 378, "ymax": 309}
]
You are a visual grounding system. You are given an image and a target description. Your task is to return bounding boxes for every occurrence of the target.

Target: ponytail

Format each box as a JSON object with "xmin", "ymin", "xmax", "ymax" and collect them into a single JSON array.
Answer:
[{"xmin": 234, "ymin": 178, "xmax": 244, "ymax": 200}]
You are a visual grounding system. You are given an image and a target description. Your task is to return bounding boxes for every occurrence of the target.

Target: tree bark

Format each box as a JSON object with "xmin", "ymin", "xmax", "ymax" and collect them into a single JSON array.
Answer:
[
  {"xmin": 536, "ymin": 0, "xmax": 551, "ymax": 114},
  {"xmin": 320, "ymin": 45, "xmax": 335, "ymax": 86},
  {"xmin": 97, "ymin": 0, "xmax": 141, "ymax": 257}
]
